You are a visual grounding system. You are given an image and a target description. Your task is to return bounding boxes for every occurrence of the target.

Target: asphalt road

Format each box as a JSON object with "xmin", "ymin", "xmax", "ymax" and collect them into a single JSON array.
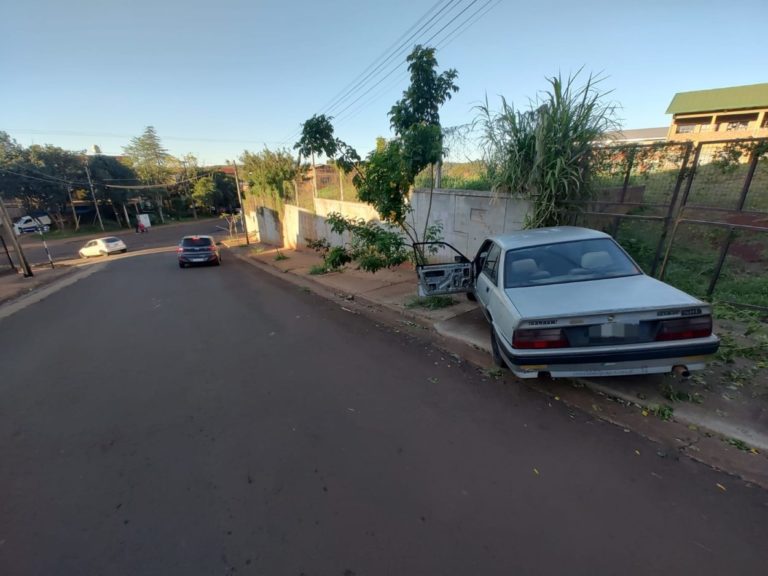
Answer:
[
  {"xmin": 16, "ymin": 218, "xmax": 229, "ymax": 264},
  {"xmin": 1, "ymin": 246, "xmax": 767, "ymax": 575}
]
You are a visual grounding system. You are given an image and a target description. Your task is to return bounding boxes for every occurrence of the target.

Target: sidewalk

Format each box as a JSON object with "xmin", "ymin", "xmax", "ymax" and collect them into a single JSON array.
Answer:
[
  {"xmin": 230, "ymin": 243, "xmax": 768, "ymax": 484},
  {"xmin": 0, "ymin": 265, "xmax": 78, "ymax": 306}
]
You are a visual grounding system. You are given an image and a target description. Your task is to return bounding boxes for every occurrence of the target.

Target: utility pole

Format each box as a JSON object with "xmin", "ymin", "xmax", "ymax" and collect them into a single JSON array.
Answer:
[
  {"xmin": 181, "ymin": 160, "xmax": 197, "ymax": 219},
  {"xmin": 0, "ymin": 197, "xmax": 33, "ymax": 277},
  {"xmin": 84, "ymin": 161, "xmax": 105, "ymax": 231},
  {"xmin": 66, "ymin": 186, "xmax": 80, "ymax": 231},
  {"xmin": 230, "ymin": 160, "xmax": 250, "ymax": 246}
]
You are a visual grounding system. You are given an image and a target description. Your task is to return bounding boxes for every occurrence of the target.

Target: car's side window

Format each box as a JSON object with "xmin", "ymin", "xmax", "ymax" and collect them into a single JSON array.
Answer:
[{"xmin": 482, "ymin": 243, "xmax": 502, "ymax": 285}]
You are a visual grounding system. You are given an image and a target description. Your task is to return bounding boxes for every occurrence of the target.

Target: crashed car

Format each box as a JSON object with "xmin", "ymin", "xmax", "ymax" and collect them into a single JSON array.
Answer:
[{"xmin": 416, "ymin": 226, "xmax": 719, "ymax": 379}]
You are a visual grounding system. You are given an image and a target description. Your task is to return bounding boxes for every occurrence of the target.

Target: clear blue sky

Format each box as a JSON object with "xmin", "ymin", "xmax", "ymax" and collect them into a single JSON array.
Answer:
[{"xmin": 1, "ymin": 0, "xmax": 765, "ymax": 165}]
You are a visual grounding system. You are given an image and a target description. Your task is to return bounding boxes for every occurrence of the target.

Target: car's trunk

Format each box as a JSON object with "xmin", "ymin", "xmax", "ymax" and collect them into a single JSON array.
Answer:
[{"xmin": 506, "ymin": 275, "xmax": 709, "ymax": 347}]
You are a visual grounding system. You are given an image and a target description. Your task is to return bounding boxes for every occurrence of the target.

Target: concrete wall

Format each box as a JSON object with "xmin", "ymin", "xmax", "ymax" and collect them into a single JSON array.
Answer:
[
  {"xmin": 282, "ymin": 204, "xmax": 348, "ymax": 249},
  {"xmin": 247, "ymin": 189, "xmax": 530, "ymax": 257},
  {"xmin": 314, "ymin": 197, "xmax": 379, "ymax": 221},
  {"xmin": 410, "ymin": 188, "xmax": 531, "ymax": 256}
]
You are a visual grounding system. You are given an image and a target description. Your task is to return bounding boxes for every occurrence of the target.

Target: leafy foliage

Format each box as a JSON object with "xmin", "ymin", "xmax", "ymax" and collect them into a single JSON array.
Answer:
[
  {"xmin": 327, "ymin": 212, "xmax": 410, "ymax": 273},
  {"xmin": 241, "ymin": 147, "xmax": 298, "ymax": 200},
  {"xmin": 122, "ymin": 126, "xmax": 172, "ymax": 185},
  {"xmin": 294, "ymin": 114, "xmax": 339, "ymax": 163},
  {"xmin": 478, "ymin": 71, "xmax": 617, "ymax": 228}
]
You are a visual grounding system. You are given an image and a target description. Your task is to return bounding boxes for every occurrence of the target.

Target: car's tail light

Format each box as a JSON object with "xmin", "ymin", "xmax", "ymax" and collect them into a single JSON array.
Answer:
[
  {"xmin": 513, "ymin": 328, "xmax": 569, "ymax": 349},
  {"xmin": 656, "ymin": 315, "xmax": 712, "ymax": 341},
  {"xmin": 208, "ymin": 245, "xmax": 217, "ymax": 251},
  {"xmin": 177, "ymin": 247, "xmax": 183, "ymax": 253}
]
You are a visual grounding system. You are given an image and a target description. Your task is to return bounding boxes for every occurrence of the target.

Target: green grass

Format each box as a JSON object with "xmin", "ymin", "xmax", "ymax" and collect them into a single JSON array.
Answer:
[
  {"xmin": 613, "ymin": 218, "xmax": 768, "ymax": 309},
  {"xmin": 308, "ymin": 264, "xmax": 327, "ymax": 275},
  {"xmin": 405, "ymin": 295, "xmax": 457, "ymax": 310},
  {"xmin": 274, "ymin": 250, "xmax": 289, "ymax": 261}
]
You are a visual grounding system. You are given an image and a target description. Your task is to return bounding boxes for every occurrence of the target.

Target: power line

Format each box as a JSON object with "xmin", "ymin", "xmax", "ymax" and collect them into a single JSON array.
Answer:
[
  {"xmin": 279, "ymin": 0, "xmax": 469, "ymax": 146},
  {"xmin": 316, "ymin": 0, "xmax": 450, "ymax": 115},
  {"xmin": 323, "ymin": 0, "xmax": 463, "ymax": 117},
  {"xmin": 337, "ymin": 0, "xmax": 501, "ymax": 125},
  {"xmin": 333, "ymin": 0, "xmax": 493, "ymax": 128}
]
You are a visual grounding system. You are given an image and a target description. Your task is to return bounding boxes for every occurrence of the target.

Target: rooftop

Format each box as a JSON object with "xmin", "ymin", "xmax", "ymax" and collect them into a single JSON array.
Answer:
[{"xmin": 666, "ymin": 83, "xmax": 768, "ymax": 115}]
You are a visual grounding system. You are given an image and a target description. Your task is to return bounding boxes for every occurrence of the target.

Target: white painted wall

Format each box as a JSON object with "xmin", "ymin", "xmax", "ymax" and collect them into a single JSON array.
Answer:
[
  {"xmin": 410, "ymin": 188, "xmax": 530, "ymax": 256},
  {"xmin": 247, "ymin": 189, "xmax": 531, "ymax": 257}
]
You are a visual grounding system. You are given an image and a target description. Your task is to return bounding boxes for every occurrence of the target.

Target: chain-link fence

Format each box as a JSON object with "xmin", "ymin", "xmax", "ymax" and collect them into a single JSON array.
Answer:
[{"xmin": 577, "ymin": 138, "xmax": 768, "ymax": 309}]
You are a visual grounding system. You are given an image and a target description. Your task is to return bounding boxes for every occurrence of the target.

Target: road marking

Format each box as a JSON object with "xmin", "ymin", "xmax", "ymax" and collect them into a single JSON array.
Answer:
[{"xmin": 0, "ymin": 264, "xmax": 107, "ymax": 321}]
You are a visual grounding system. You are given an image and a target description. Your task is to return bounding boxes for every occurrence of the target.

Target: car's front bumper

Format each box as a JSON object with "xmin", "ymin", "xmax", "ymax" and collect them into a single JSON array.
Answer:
[{"xmin": 496, "ymin": 332, "xmax": 720, "ymax": 379}]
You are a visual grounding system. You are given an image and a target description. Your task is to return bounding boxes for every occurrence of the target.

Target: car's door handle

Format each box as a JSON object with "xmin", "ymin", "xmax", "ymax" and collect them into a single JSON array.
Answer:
[{"xmin": 485, "ymin": 286, "xmax": 490, "ymax": 293}]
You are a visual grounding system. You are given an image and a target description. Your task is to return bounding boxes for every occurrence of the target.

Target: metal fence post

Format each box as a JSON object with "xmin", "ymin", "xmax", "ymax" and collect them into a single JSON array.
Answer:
[
  {"xmin": 659, "ymin": 143, "xmax": 702, "ymax": 281},
  {"xmin": 650, "ymin": 142, "xmax": 692, "ymax": 276},
  {"xmin": 610, "ymin": 146, "xmax": 636, "ymax": 237},
  {"xmin": 705, "ymin": 146, "xmax": 761, "ymax": 298}
]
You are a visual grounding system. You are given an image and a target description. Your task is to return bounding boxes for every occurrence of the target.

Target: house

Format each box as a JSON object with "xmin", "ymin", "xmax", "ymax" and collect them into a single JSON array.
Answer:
[
  {"xmin": 665, "ymin": 82, "xmax": 768, "ymax": 143},
  {"xmin": 605, "ymin": 127, "xmax": 668, "ymax": 145}
]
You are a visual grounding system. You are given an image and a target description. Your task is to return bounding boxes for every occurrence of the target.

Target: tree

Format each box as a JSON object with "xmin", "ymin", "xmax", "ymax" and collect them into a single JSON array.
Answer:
[
  {"xmin": 477, "ymin": 71, "xmax": 618, "ymax": 228},
  {"xmin": 123, "ymin": 126, "xmax": 173, "ymax": 223},
  {"xmin": 192, "ymin": 175, "xmax": 219, "ymax": 211},
  {"xmin": 88, "ymin": 153, "xmax": 138, "ymax": 228},
  {"xmin": 240, "ymin": 147, "xmax": 299, "ymax": 201},
  {"xmin": 306, "ymin": 46, "xmax": 458, "ymax": 272},
  {"xmin": 294, "ymin": 114, "xmax": 339, "ymax": 197},
  {"xmin": 346, "ymin": 45, "xmax": 458, "ymax": 265}
]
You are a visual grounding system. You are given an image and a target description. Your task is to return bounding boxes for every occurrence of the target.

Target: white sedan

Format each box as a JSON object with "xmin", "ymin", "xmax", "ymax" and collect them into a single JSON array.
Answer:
[
  {"xmin": 78, "ymin": 237, "xmax": 128, "ymax": 258},
  {"xmin": 417, "ymin": 226, "xmax": 720, "ymax": 379}
]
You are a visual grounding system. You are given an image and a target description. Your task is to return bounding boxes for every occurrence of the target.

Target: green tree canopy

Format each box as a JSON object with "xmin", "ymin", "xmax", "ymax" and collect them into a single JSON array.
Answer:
[{"xmin": 240, "ymin": 148, "xmax": 298, "ymax": 199}]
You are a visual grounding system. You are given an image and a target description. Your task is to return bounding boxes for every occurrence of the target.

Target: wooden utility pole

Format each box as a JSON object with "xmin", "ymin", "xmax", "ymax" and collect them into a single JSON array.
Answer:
[
  {"xmin": 0, "ymin": 197, "xmax": 33, "ymax": 277},
  {"xmin": 84, "ymin": 161, "xmax": 105, "ymax": 231},
  {"xmin": 231, "ymin": 160, "xmax": 250, "ymax": 246},
  {"xmin": 66, "ymin": 186, "xmax": 80, "ymax": 231}
]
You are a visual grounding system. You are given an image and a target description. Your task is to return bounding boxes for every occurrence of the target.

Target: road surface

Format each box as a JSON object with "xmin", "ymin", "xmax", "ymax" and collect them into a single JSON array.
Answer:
[
  {"xmin": 1, "ymin": 243, "xmax": 766, "ymax": 575},
  {"xmin": 16, "ymin": 218, "xmax": 229, "ymax": 265}
]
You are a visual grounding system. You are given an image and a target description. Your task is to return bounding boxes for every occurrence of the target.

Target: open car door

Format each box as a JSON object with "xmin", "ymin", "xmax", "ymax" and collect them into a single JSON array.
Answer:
[{"xmin": 414, "ymin": 242, "xmax": 473, "ymax": 297}]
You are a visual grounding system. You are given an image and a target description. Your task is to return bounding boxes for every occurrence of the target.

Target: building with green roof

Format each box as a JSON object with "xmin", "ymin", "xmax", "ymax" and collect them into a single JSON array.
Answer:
[{"xmin": 665, "ymin": 83, "xmax": 768, "ymax": 143}]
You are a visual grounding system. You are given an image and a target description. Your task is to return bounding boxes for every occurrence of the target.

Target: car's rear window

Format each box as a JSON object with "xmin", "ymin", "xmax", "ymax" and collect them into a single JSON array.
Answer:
[
  {"xmin": 504, "ymin": 238, "xmax": 641, "ymax": 288},
  {"xmin": 182, "ymin": 237, "xmax": 213, "ymax": 247},
  {"xmin": 104, "ymin": 237, "xmax": 120, "ymax": 243}
]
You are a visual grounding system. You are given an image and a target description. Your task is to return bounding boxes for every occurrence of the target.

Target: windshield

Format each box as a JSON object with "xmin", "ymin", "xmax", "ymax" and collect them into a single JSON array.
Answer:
[
  {"xmin": 504, "ymin": 238, "xmax": 641, "ymax": 288},
  {"xmin": 182, "ymin": 237, "xmax": 213, "ymax": 247}
]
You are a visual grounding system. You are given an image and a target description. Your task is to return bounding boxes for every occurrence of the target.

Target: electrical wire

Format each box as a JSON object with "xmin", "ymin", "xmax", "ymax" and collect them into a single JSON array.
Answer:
[
  {"xmin": 279, "ymin": 0, "xmax": 470, "ymax": 146},
  {"xmin": 334, "ymin": 0, "xmax": 498, "ymax": 129}
]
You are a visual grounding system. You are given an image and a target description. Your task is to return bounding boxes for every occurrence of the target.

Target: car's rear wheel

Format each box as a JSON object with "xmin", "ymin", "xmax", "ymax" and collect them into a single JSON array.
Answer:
[
  {"xmin": 121, "ymin": 249, "xmax": 127, "ymax": 253},
  {"xmin": 179, "ymin": 261, "xmax": 186, "ymax": 268},
  {"xmin": 490, "ymin": 325, "xmax": 506, "ymax": 368},
  {"xmin": 214, "ymin": 257, "xmax": 221, "ymax": 266},
  {"xmin": 466, "ymin": 290, "xmax": 477, "ymax": 302}
]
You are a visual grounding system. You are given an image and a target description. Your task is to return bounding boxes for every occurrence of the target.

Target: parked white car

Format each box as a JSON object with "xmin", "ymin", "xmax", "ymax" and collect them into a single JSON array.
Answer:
[
  {"xmin": 416, "ymin": 226, "xmax": 720, "ymax": 379},
  {"xmin": 14, "ymin": 215, "xmax": 51, "ymax": 235},
  {"xmin": 78, "ymin": 237, "xmax": 128, "ymax": 258}
]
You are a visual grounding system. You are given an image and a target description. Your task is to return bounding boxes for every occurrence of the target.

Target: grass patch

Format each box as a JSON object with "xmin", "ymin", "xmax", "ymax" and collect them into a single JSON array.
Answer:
[
  {"xmin": 274, "ymin": 250, "xmax": 289, "ymax": 261},
  {"xmin": 308, "ymin": 264, "xmax": 328, "ymax": 275},
  {"xmin": 405, "ymin": 295, "xmax": 457, "ymax": 310},
  {"xmin": 650, "ymin": 404, "xmax": 675, "ymax": 421}
]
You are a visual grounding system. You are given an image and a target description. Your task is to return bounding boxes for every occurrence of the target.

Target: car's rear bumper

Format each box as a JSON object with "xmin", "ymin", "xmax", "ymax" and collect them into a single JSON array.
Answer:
[
  {"xmin": 496, "ymin": 332, "xmax": 720, "ymax": 379},
  {"xmin": 179, "ymin": 253, "xmax": 219, "ymax": 264}
]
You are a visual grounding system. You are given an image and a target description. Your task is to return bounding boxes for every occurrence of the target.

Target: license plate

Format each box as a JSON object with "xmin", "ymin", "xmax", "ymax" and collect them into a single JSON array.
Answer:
[
  {"xmin": 192, "ymin": 258, "xmax": 205, "ymax": 262},
  {"xmin": 589, "ymin": 323, "xmax": 639, "ymax": 338}
]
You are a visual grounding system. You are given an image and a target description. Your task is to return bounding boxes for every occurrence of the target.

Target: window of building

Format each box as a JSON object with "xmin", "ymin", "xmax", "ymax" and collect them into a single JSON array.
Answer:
[{"xmin": 717, "ymin": 113, "xmax": 758, "ymax": 132}]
